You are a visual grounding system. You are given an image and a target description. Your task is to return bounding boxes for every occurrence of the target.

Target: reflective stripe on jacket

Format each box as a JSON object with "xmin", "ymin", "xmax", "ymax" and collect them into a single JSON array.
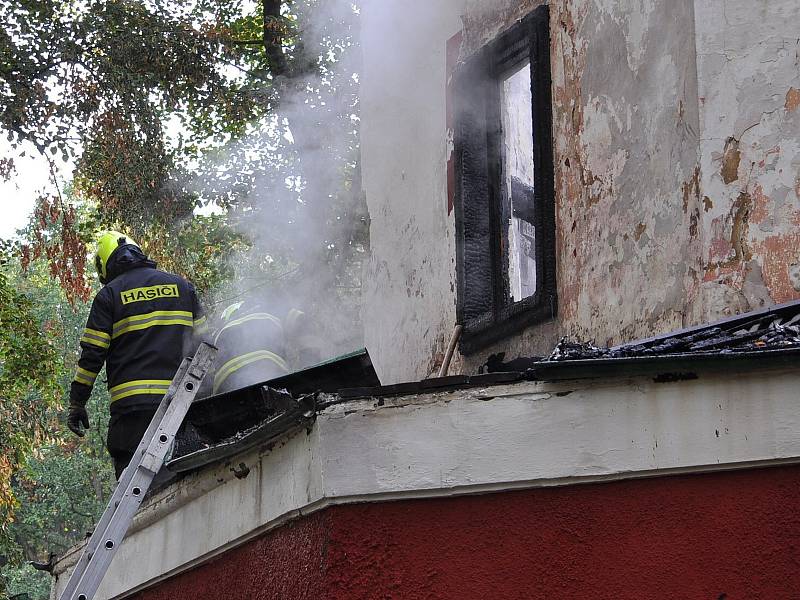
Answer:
[{"xmin": 211, "ymin": 312, "xmax": 289, "ymax": 395}]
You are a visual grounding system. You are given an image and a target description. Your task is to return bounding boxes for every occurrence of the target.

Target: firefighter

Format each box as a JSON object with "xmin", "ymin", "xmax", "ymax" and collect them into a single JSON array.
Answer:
[
  {"xmin": 210, "ymin": 300, "xmax": 323, "ymax": 395},
  {"xmin": 67, "ymin": 231, "xmax": 209, "ymax": 479}
]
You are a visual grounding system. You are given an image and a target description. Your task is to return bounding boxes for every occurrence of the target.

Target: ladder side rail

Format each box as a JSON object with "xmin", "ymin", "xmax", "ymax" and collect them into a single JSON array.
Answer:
[
  {"xmin": 58, "ymin": 359, "xmax": 191, "ymax": 600},
  {"xmin": 60, "ymin": 343, "xmax": 216, "ymax": 600},
  {"xmin": 66, "ymin": 460, "xmax": 158, "ymax": 600},
  {"xmin": 68, "ymin": 399, "xmax": 192, "ymax": 599},
  {"xmin": 62, "ymin": 347, "xmax": 212, "ymax": 600}
]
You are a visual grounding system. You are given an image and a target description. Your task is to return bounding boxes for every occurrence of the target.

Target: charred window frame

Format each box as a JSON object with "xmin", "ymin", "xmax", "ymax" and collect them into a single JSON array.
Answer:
[{"xmin": 453, "ymin": 6, "xmax": 556, "ymax": 353}]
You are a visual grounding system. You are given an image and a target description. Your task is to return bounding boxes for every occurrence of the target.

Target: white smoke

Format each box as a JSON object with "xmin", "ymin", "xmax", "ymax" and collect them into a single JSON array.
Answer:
[{"xmin": 190, "ymin": 0, "xmax": 366, "ymax": 377}]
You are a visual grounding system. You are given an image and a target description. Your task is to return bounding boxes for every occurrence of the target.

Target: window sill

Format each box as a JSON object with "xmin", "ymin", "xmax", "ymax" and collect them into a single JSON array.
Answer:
[{"xmin": 460, "ymin": 294, "xmax": 558, "ymax": 355}]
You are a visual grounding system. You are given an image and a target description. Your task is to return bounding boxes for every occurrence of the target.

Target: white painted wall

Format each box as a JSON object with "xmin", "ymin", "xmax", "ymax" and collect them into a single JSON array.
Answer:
[
  {"xmin": 360, "ymin": 0, "xmax": 465, "ymax": 384},
  {"xmin": 52, "ymin": 366, "xmax": 800, "ymax": 599}
]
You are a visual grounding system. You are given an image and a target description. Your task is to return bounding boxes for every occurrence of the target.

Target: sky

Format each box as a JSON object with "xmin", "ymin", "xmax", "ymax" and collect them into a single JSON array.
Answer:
[
  {"xmin": 0, "ymin": 137, "xmax": 226, "ymax": 242},
  {"xmin": 0, "ymin": 141, "xmax": 58, "ymax": 239}
]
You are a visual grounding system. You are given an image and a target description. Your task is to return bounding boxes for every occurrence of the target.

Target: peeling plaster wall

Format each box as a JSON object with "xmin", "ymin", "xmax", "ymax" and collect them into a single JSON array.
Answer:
[
  {"xmin": 360, "ymin": 0, "xmax": 799, "ymax": 383},
  {"xmin": 693, "ymin": 0, "xmax": 800, "ymax": 321},
  {"xmin": 457, "ymin": 0, "xmax": 702, "ymax": 372},
  {"xmin": 545, "ymin": 0, "xmax": 702, "ymax": 350}
]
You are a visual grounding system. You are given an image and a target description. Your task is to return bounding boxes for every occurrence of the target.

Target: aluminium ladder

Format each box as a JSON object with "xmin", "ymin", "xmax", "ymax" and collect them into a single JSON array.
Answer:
[{"xmin": 58, "ymin": 342, "xmax": 217, "ymax": 600}]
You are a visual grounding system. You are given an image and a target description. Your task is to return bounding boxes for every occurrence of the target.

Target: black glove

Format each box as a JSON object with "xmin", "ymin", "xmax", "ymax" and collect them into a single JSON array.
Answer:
[{"xmin": 67, "ymin": 406, "xmax": 90, "ymax": 437}]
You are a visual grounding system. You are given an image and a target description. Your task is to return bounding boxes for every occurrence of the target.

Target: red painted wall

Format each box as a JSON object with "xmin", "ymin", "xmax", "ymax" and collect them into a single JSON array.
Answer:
[{"xmin": 132, "ymin": 466, "xmax": 800, "ymax": 600}]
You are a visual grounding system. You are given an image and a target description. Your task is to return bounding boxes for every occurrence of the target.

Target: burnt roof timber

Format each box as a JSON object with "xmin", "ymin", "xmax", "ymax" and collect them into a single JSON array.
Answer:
[
  {"xmin": 609, "ymin": 298, "xmax": 800, "ymax": 351},
  {"xmin": 530, "ymin": 347, "xmax": 800, "ymax": 382}
]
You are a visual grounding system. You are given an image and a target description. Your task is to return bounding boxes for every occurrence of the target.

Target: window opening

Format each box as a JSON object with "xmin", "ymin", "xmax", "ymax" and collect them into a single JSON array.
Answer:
[{"xmin": 501, "ymin": 61, "xmax": 536, "ymax": 302}]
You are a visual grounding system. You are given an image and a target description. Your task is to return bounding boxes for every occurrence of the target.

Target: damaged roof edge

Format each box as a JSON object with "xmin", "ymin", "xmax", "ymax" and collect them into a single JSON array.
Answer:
[
  {"xmin": 529, "ymin": 347, "xmax": 800, "ymax": 382},
  {"xmin": 167, "ymin": 391, "xmax": 314, "ymax": 473},
  {"xmin": 170, "ymin": 303, "xmax": 800, "ymax": 472},
  {"xmin": 609, "ymin": 298, "xmax": 800, "ymax": 351},
  {"xmin": 533, "ymin": 300, "xmax": 800, "ymax": 381}
]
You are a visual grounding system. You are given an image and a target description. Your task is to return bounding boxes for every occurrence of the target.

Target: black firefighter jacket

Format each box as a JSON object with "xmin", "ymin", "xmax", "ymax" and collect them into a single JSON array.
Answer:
[
  {"xmin": 70, "ymin": 248, "xmax": 208, "ymax": 415},
  {"xmin": 210, "ymin": 306, "xmax": 324, "ymax": 395}
]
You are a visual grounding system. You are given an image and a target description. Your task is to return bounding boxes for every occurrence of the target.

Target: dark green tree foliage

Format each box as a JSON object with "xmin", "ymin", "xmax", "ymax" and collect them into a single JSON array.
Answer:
[
  {"xmin": 1, "ymin": 0, "xmax": 260, "ymax": 233},
  {"xmin": 2, "ymin": 0, "xmax": 263, "ymax": 306},
  {"xmin": 3, "ymin": 0, "xmax": 364, "ymax": 316},
  {"xmin": 0, "ymin": 269, "xmax": 60, "ymax": 541},
  {"xmin": 0, "ymin": 254, "xmax": 115, "ymax": 600}
]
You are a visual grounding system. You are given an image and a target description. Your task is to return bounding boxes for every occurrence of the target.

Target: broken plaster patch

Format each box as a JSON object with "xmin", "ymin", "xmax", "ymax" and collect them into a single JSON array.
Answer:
[
  {"xmin": 721, "ymin": 137, "xmax": 741, "ymax": 184},
  {"xmin": 592, "ymin": 0, "xmax": 657, "ymax": 72},
  {"xmin": 785, "ymin": 87, "xmax": 800, "ymax": 112},
  {"xmin": 580, "ymin": 96, "xmax": 628, "ymax": 205},
  {"xmin": 788, "ymin": 263, "xmax": 800, "ymax": 291}
]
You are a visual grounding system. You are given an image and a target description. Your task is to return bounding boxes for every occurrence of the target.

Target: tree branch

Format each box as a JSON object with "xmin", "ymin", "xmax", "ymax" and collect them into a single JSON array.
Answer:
[
  {"xmin": 263, "ymin": 0, "xmax": 288, "ymax": 76},
  {"xmin": 67, "ymin": 498, "xmax": 94, "ymax": 520}
]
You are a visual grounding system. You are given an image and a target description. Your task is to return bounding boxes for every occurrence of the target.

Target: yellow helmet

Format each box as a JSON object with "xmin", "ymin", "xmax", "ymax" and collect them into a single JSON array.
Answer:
[{"xmin": 95, "ymin": 230, "xmax": 140, "ymax": 283}]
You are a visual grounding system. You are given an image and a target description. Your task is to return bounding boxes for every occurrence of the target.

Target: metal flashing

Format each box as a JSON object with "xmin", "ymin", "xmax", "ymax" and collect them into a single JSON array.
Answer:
[
  {"xmin": 334, "ymin": 372, "xmax": 524, "ymax": 402},
  {"xmin": 534, "ymin": 300, "xmax": 800, "ymax": 380}
]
